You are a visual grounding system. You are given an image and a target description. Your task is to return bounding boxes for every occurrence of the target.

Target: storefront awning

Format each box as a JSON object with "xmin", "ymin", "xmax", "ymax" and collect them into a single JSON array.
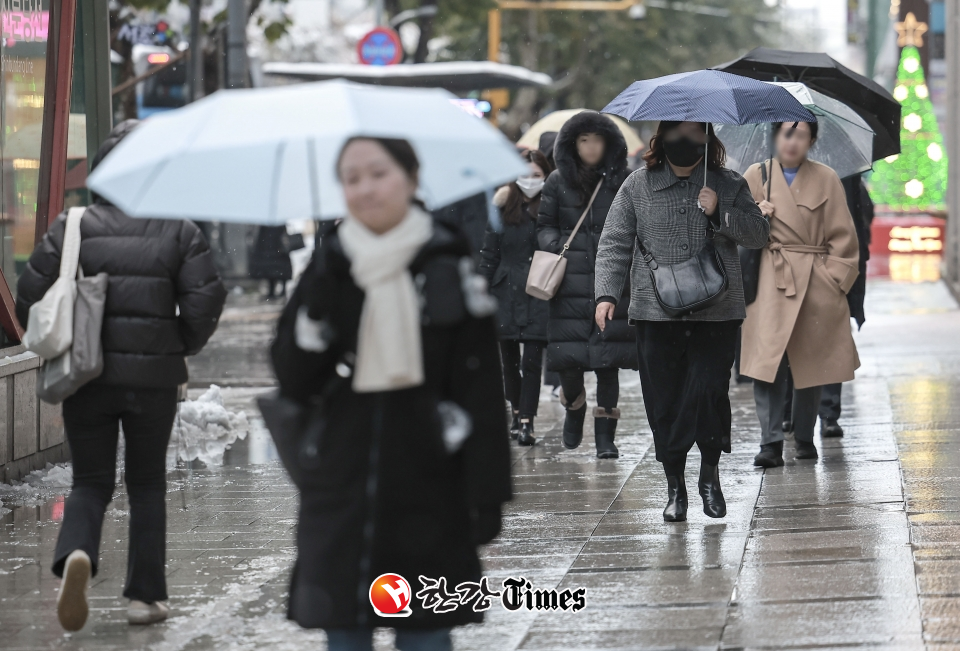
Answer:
[{"xmin": 262, "ymin": 61, "xmax": 553, "ymax": 91}]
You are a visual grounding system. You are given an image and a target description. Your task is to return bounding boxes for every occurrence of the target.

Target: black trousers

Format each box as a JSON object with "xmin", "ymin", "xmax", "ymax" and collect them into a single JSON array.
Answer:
[
  {"xmin": 819, "ymin": 383, "xmax": 842, "ymax": 421},
  {"xmin": 634, "ymin": 320, "xmax": 741, "ymax": 472},
  {"xmin": 558, "ymin": 368, "xmax": 619, "ymax": 411},
  {"xmin": 53, "ymin": 384, "xmax": 178, "ymax": 603},
  {"xmin": 499, "ymin": 340, "xmax": 545, "ymax": 418}
]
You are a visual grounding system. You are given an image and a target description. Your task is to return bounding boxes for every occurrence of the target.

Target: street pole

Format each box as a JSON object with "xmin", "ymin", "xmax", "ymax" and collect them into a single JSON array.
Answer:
[
  {"xmin": 227, "ymin": 0, "xmax": 247, "ymax": 89},
  {"xmin": 375, "ymin": 0, "xmax": 384, "ymax": 26},
  {"xmin": 945, "ymin": 0, "xmax": 959, "ymax": 296},
  {"xmin": 189, "ymin": 0, "xmax": 204, "ymax": 101}
]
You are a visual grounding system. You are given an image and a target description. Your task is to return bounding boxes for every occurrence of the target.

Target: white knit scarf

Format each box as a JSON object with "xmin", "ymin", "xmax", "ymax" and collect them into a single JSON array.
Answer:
[{"xmin": 338, "ymin": 206, "xmax": 433, "ymax": 393}]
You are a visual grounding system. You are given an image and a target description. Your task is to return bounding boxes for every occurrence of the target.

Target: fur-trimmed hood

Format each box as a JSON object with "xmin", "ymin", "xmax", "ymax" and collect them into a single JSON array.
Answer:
[{"xmin": 554, "ymin": 111, "xmax": 628, "ymax": 192}]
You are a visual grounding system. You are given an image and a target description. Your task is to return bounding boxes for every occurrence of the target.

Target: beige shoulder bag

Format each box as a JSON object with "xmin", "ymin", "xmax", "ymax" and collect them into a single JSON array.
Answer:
[{"xmin": 525, "ymin": 180, "xmax": 603, "ymax": 300}]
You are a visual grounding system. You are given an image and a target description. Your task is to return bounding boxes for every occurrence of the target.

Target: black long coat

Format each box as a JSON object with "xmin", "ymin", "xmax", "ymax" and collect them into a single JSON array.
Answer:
[
  {"xmin": 477, "ymin": 192, "xmax": 548, "ymax": 341},
  {"xmin": 248, "ymin": 225, "xmax": 294, "ymax": 281},
  {"xmin": 16, "ymin": 203, "xmax": 226, "ymax": 388},
  {"xmin": 271, "ymin": 222, "xmax": 512, "ymax": 631},
  {"xmin": 537, "ymin": 111, "xmax": 637, "ymax": 372}
]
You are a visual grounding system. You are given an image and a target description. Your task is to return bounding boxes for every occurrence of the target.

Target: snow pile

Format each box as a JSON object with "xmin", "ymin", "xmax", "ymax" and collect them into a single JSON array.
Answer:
[
  {"xmin": 168, "ymin": 385, "xmax": 250, "ymax": 468},
  {"xmin": 0, "ymin": 462, "xmax": 73, "ymax": 508}
]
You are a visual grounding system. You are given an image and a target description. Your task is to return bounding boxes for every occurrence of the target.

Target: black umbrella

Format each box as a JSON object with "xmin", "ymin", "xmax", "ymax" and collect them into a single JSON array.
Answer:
[{"xmin": 714, "ymin": 47, "xmax": 901, "ymax": 160}]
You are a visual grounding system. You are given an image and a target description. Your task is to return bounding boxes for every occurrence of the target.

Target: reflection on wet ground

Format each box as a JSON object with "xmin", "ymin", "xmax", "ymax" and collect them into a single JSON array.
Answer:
[{"xmin": 1, "ymin": 279, "xmax": 958, "ymax": 649}]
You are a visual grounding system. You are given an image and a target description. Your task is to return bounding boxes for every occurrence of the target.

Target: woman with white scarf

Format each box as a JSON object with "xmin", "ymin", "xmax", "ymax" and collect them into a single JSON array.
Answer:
[{"xmin": 271, "ymin": 137, "xmax": 512, "ymax": 651}]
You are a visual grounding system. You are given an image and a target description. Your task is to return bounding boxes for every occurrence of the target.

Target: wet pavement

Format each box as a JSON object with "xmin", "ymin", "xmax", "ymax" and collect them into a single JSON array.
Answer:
[{"xmin": 2, "ymin": 278, "xmax": 960, "ymax": 650}]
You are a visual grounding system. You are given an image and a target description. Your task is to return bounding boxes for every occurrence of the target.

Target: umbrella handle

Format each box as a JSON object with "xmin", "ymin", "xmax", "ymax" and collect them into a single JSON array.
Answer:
[{"xmin": 698, "ymin": 122, "xmax": 709, "ymax": 213}]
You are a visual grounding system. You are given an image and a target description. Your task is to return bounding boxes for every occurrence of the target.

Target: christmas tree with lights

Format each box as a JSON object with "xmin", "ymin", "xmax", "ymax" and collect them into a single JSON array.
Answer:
[{"xmin": 870, "ymin": 14, "xmax": 947, "ymax": 212}]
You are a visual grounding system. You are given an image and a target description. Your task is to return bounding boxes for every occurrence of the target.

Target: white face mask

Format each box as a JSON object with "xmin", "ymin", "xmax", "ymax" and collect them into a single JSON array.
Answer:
[{"xmin": 516, "ymin": 176, "xmax": 545, "ymax": 198}]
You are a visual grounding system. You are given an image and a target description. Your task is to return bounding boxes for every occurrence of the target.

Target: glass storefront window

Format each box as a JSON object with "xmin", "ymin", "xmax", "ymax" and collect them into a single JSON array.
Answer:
[{"xmin": 0, "ymin": 1, "xmax": 50, "ymax": 298}]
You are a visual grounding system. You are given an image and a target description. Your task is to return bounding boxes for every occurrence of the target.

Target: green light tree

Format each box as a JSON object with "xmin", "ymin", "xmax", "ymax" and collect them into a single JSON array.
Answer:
[{"xmin": 869, "ymin": 44, "xmax": 948, "ymax": 212}]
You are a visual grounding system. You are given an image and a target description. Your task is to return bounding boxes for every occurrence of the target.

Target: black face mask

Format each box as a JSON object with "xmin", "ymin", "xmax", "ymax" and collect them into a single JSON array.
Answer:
[{"xmin": 663, "ymin": 136, "xmax": 706, "ymax": 168}]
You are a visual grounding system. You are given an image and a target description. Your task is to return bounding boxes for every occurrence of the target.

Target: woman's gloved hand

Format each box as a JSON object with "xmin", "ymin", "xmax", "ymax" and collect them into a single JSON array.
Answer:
[{"xmin": 471, "ymin": 505, "xmax": 503, "ymax": 545}]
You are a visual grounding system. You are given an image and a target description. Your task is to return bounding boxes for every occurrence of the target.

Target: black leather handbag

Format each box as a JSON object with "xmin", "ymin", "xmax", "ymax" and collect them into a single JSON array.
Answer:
[
  {"xmin": 257, "ymin": 372, "xmax": 345, "ymax": 489},
  {"xmin": 637, "ymin": 224, "xmax": 729, "ymax": 318}
]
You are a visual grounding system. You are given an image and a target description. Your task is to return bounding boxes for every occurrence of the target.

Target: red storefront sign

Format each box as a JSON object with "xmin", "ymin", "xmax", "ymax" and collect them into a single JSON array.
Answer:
[{"xmin": 869, "ymin": 215, "xmax": 946, "ymax": 256}]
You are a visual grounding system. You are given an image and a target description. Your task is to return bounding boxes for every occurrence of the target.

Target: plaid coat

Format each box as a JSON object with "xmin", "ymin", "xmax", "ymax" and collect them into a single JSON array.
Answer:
[{"xmin": 595, "ymin": 162, "xmax": 769, "ymax": 322}]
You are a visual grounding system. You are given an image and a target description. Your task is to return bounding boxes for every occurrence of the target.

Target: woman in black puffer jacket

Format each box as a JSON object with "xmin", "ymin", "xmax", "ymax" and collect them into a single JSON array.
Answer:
[
  {"xmin": 537, "ymin": 111, "xmax": 636, "ymax": 459},
  {"xmin": 16, "ymin": 120, "xmax": 227, "ymax": 631},
  {"xmin": 478, "ymin": 149, "xmax": 551, "ymax": 446}
]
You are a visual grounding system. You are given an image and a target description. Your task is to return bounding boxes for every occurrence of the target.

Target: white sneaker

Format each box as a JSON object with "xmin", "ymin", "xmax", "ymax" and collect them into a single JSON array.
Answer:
[
  {"xmin": 128, "ymin": 600, "xmax": 169, "ymax": 625},
  {"xmin": 57, "ymin": 550, "xmax": 91, "ymax": 632}
]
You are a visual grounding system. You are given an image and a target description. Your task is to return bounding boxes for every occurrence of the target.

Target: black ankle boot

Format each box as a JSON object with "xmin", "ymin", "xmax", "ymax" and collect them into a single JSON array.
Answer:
[
  {"xmin": 821, "ymin": 418, "xmax": 844, "ymax": 438},
  {"xmin": 593, "ymin": 408, "xmax": 620, "ymax": 459},
  {"xmin": 698, "ymin": 461, "xmax": 726, "ymax": 518},
  {"xmin": 560, "ymin": 390, "xmax": 587, "ymax": 450},
  {"xmin": 509, "ymin": 412, "xmax": 520, "ymax": 440},
  {"xmin": 753, "ymin": 441, "xmax": 784, "ymax": 468},
  {"xmin": 517, "ymin": 418, "xmax": 536, "ymax": 446},
  {"xmin": 795, "ymin": 439, "xmax": 819, "ymax": 459},
  {"xmin": 663, "ymin": 474, "xmax": 688, "ymax": 522}
]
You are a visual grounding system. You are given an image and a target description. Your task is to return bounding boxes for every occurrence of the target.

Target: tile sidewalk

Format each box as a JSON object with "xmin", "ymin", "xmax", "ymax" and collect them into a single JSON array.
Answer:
[{"xmin": 1, "ymin": 279, "xmax": 958, "ymax": 650}]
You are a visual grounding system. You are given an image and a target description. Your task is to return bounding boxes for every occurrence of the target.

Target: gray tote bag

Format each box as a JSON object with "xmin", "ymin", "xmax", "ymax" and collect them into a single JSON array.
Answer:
[{"xmin": 37, "ymin": 212, "xmax": 108, "ymax": 404}]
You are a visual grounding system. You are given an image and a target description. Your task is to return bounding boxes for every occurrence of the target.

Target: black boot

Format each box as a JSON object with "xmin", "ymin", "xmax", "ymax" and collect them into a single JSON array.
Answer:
[
  {"xmin": 821, "ymin": 418, "xmax": 844, "ymax": 438},
  {"xmin": 594, "ymin": 408, "xmax": 620, "ymax": 459},
  {"xmin": 663, "ymin": 473, "xmax": 688, "ymax": 522},
  {"xmin": 517, "ymin": 418, "xmax": 536, "ymax": 446},
  {"xmin": 753, "ymin": 441, "xmax": 784, "ymax": 468},
  {"xmin": 509, "ymin": 411, "xmax": 520, "ymax": 440},
  {"xmin": 795, "ymin": 439, "xmax": 819, "ymax": 460},
  {"xmin": 698, "ymin": 461, "xmax": 726, "ymax": 518},
  {"xmin": 560, "ymin": 389, "xmax": 587, "ymax": 450}
]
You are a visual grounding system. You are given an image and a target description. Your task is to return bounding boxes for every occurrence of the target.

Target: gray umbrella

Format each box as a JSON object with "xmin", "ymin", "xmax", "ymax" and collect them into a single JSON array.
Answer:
[{"xmin": 714, "ymin": 81, "xmax": 875, "ymax": 180}]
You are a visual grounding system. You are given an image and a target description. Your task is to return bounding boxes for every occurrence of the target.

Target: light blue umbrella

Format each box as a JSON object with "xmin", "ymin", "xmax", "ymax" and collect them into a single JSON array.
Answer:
[{"xmin": 86, "ymin": 79, "xmax": 528, "ymax": 224}]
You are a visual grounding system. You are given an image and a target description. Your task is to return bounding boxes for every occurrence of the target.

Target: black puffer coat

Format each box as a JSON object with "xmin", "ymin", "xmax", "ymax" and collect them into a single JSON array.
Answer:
[
  {"xmin": 16, "ymin": 203, "xmax": 226, "ymax": 388},
  {"xmin": 537, "ymin": 111, "xmax": 637, "ymax": 371},
  {"xmin": 271, "ymin": 222, "xmax": 512, "ymax": 630},
  {"xmin": 477, "ymin": 187, "xmax": 548, "ymax": 341}
]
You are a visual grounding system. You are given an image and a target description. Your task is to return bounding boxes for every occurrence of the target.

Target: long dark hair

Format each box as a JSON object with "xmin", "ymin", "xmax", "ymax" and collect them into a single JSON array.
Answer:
[
  {"xmin": 501, "ymin": 149, "xmax": 551, "ymax": 226},
  {"xmin": 643, "ymin": 121, "xmax": 726, "ymax": 171},
  {"xmin": 336, "ymin": 137, "xmax": 427, "ymax": 210}
]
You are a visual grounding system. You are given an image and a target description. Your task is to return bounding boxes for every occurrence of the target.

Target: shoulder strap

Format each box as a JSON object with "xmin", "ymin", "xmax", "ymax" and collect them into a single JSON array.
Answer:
[
  {"xmin": 561, "ymin": 179, "xmax": 603, "ymax": 255},
  {"xmin": 59, "ymin": 207, "xmax": 86, "ymax": 280}
]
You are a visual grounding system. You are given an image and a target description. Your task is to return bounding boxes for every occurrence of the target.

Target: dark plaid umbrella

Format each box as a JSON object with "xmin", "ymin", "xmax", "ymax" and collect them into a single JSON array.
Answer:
[
  {"xmin": 602, "ymin": 69, "xmax": 815, "ymax": 125},
  {"xmin": 713, "ymin": 47, "xmax": 901, "ymax": 160}
]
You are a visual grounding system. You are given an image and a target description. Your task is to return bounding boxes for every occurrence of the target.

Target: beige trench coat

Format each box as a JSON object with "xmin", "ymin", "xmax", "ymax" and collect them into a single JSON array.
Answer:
[{"xmin": 741, "ymin": 159, "xmax": 860, "ymax": 389}]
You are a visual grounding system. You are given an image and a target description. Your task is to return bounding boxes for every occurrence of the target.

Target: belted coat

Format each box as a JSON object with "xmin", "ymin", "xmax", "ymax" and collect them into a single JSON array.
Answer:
[{"xmin": 741, "ymin": 159, "xmax": 860, "ymax": 389}]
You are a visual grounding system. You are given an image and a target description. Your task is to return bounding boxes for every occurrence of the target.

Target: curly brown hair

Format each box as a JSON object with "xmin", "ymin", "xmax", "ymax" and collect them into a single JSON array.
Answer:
[
  {"xmin": 642, "ymin": 121, "xmax": 726, "ymax": 171},
  {"xmin": 501, "ymin": 149, "xmax": 551, "ymax": 227}
]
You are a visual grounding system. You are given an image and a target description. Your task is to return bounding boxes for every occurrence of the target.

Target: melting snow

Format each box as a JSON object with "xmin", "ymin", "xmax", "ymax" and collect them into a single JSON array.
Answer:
[
  {"xmin": 0, "ymin": 462, "xmax": 73, "ymax": 508},
  {"xmin": 168, "ymin": 385, "xmax": 253, "ymax": 468}
]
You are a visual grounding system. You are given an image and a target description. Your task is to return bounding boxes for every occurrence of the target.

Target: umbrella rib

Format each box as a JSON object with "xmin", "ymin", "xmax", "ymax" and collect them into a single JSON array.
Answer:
[
  {"xmin": 307, "ymin": 138, "xmax": 320, "ymax": 219},
  {"xmin": 268, "ymin": 142, "xmax": 286, "ymax": 224}
]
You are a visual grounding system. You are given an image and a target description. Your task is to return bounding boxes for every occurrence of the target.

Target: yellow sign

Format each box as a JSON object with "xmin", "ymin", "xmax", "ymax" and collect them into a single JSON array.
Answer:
[{"xmin": 888, "ymin": 225, "xmax": 942, "ymax": 252}]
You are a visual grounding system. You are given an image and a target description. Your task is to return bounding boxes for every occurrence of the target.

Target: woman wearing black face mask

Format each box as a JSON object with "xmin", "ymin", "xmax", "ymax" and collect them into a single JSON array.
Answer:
[
  {"xmin": 479, "ymin": 149, "xmax": 552, "ymax": 445},
  {"xmin": 595, "ymin": 121, "xmax": 769, "ymax": 522},
  {"xmin": 537, "ymin": 111, "xmax": 637, "ymax": 459}
]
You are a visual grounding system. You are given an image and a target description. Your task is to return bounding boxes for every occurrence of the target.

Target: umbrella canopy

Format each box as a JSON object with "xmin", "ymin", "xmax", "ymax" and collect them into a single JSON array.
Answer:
[
  {"xmin": 602, "ymin": 69, "xmax": 815, "ymax": 125},
  {"xmin": 263, "ymin": 61, "xmax": 553, "ymax": 91},
  {"xmin": 713, "ymin": 47, "xmax": 901, "ymax": 160},
  {"xmin": 715, "ymin": 82, "xmax": 875, "ymax": 179},
  {"xmin": 86, "ymin": 79, "xmax": 528, "ymax": 224},
  {"xmin": 517, "ymin": 109, "xmax": 644, "ymax": 156}
]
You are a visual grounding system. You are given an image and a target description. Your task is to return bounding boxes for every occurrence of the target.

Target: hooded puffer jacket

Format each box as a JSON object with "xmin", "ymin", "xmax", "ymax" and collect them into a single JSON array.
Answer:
[
  {"xmin": 537, "ymin": 111, "xmax": 637, "ymax": 372},
  {"xmin": 477, "ymin": 186, "xmax": 549, "ymax": 341},
  {"xmin": 16, "ymin": 203, "xmax": 226, "ymax": 388}
]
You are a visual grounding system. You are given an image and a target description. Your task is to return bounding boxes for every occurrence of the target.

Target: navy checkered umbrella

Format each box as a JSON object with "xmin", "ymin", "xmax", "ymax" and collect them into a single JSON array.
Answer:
[{"xmin": 602, "ymin": 70, "xmax": 816, "ymax": 125}]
